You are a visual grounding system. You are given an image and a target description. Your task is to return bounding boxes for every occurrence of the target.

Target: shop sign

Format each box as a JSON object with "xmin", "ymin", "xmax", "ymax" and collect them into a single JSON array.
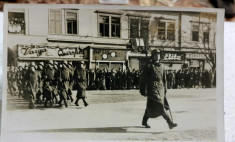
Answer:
[
  {"xmin": 92, "ymin": 49, "xmax": 126, "ymax": 61},
  {"xmin": 186, "ymin": 53, "xmax": 206, "ymax": 59},
  {"xmin": 162, "ymin": 52, "xmax": 185, "ymax": 62},
  {"xmin": 18, "ymin": 45, "xmax": 88, "ymax": 59}
]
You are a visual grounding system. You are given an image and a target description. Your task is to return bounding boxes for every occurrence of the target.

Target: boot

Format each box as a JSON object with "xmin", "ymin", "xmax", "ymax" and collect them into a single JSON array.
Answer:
[
  {"xmin": 64, "ymin": 100, "xmax": 68, "ymax": 107},
  {"xmin": 84, "ymin": 103, "xmax": 89, "ymax": 107},
  {"xmin": 163, "ymin": 114, "xmax": 177, "ymax": 129},
  {"xmin": 75, "ymin": 100, "xmax": 79, "ymax": 106},
  {"xmin": 82, "ymin": 98, "xmax": 89, "ymax": 107},
  {"xmin": 142, "ymin": 115, "xmax": 150, "ymax": 128}
]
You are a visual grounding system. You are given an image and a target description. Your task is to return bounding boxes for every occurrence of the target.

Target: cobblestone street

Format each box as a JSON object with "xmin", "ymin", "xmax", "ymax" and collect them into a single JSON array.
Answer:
[{"xmin": 3, "ymin": 88, "xmax": 217, "ymax": 141}]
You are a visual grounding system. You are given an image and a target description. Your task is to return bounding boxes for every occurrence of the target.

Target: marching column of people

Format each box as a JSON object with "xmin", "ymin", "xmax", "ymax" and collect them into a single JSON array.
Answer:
[
  {"xmin": 7, "ymin": 60, "xmax": 216, "ymax": 109},
  {"xmin": 7, "ymin": 60, "xmax": 88, "ymax": 109}
]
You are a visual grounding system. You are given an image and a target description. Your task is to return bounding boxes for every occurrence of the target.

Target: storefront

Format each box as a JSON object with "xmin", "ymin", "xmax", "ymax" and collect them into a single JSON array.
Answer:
[
  {"xmin": 160, "ymin": 51, "xmax": 186, "ymax": 70},
  {"xmin": 89, "ymin": 48, "xmax": 127, "ymax": 70},
  {"xmin": 185, "ymin": 53, "xmax": 207, "ymax": 71},
  {"xmin": 127, "ymin": 51, "xmax": 150, "ymax": 71}
]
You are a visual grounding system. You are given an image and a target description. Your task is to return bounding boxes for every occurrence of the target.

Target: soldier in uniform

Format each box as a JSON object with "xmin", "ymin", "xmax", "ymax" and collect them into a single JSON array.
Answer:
[
  {"xmin": 22, "ymin": 64, "xmax": 30, "ymax": 99},
  {"xmin": 36, "ymin": 62, "xmax": 44, "ymax": 104},
  {"xmin": 8, "ymin": 66, "xmax": 17, "ymax": 96},
  {"xmin": 28, "ymin": 62, "xmax": 40, "ymax": 109},
  {"xmin": 68, "ymin": 61, "xmax": 74, "ymax": 102},
  {"xmin": 140, "ymin": 49, "xmax": 177, "ymax": 129},
  {"xmin": 56, "ymin": 61, "xmax": 69, "ymax": 107},
  {"xmin": 53, "ymin": 61, "xmax": 59, "ymax": 104},
  {"xmin": 74, "ymin": 61, "xmax": 88, "ymax": 107},
  {"xmin": 43, "ymin": 60, "xmax": 56, "ymax": 107},
  {"xmin": 16, "ymin": 66, "xmax": 24, "ymax": 98}
]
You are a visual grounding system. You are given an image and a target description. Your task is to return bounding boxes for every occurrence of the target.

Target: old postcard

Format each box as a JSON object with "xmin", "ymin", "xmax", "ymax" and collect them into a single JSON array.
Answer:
[{"xmin": 1, "ymin": 4, "xmax": 224, "ymax": 142}]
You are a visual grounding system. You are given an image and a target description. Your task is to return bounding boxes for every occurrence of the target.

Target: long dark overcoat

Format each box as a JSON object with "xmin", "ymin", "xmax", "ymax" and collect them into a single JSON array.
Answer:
[
  {"xmin": 140, "ymin": 63, "xmax": 167, "ymax": 118},
  {"xmin": 74, "ymin": 67, "xmax": 87, "ymax": 98}
]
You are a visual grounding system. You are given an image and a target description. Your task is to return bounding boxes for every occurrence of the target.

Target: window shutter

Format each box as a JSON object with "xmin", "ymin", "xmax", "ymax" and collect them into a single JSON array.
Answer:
[{"xmin": 50, "ymin": 10, "xmax": 62, "ymax": 34}]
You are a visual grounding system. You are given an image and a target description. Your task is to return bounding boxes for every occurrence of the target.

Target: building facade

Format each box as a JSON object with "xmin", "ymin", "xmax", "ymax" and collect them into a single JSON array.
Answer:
[{"xmin": 7, "ymin": 7, "xmax": 217, "ymax": 71}]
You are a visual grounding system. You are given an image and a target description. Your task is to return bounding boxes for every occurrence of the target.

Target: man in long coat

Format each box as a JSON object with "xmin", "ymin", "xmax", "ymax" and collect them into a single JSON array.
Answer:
[
  {"xmin": 140, "ymin": 49, "xmax": 177, "ymax": 129},
  {"xmin": 43, "ymin": 60, "xmax": 56, "ymax": 107},
  {"xmin": 74, "ymin": 61, "xmax": 88, "ymax": 107},
  {"xmin": 28, "ymin": 62, "xmax": 40, "ymax": 109}
]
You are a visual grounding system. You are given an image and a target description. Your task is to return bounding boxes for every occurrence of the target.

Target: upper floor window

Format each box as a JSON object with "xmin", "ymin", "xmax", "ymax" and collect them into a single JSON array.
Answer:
[
  {"xmin": 203, "ymin": 32, "xmax": 209, "ymax": 43},
  {"xmin": 192, "ymin": 23, "xmax": 199, "ymax": 41},
  {"xmin": 202, "ymin": 23, "xmax": 209, "ymax": 44},
  {"xmin": 99, "ymin": 15, "xmax": 120, "ymax": 38},
  {"xmin": 8, "ymin": 12, "xmax": 25, "ymax": 34},
  {"xmin": 49, "ymin": 10, "xmax": 62, "ymax": 34},
  {"xmin": 65, "ymin": 11, "xmax": 78, "ymax": 35},
  {"xmin": 157, "ymin": 21, "xmax": 175, "ymax": 40},
  {"xmin": 129, "ymin": 18, "xmax": 149, "ymax": 40}
]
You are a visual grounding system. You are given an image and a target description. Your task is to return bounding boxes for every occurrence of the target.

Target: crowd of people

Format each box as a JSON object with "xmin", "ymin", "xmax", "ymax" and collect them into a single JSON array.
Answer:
[
  {"xmin": 165, "ymin": 68, "xmax": 216, "ymax": 89},
  {"xmin": 7, "ymin": 60, "xmax": 216, "ymax": 109},
  {"xmin": 8, "ymin": 17, "xmax": 25, "ymax": 34}
]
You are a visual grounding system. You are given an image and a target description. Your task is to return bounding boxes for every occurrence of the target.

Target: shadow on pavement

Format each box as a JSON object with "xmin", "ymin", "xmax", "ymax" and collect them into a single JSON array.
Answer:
[
  {"xmin": 7, "ymin": 95, "xmax": 77, "ymax": 110},
  {"xmin": 18, "ymin": 126, "xmax": 164, "ymax": 134}
]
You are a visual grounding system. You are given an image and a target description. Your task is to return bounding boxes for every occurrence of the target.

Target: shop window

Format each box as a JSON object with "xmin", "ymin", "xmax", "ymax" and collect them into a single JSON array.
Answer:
[
  {"xmin": 192, "ymin": 23, "xmax": 199, "ymax": 41},
  {"xmin": 49, "ymin": 10, "xmax": 62, "ymax": 34},
  {"xmin": 99, "ymin": 15, "xmax": 120, "ymax": 38},
  {"xmin": 129, "ymin": 18, "xmax": 149, "ymax": 40},
  {"xmin": 66, "ymin": 11, "xmax": 77, "ymax": 34},
  {"xmin": 157, "ymin": 21, "xmax": 175, "ymax": 40},
  {"xmin": 8, "ymin": 12, "xmax": 25, "ymax": 34}
]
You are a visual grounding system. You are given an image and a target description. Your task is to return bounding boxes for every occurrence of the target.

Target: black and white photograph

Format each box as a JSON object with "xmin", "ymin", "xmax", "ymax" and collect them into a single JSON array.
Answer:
[{"xmin": 2, "ymin": 4, "xmax": 224, "ymax": 142}]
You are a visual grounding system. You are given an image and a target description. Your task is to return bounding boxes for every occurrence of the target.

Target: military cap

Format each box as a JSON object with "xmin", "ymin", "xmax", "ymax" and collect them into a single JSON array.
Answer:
[
  {"xmin": 48, "ymin": 60, "xmax": 53, "ymax": 65},
  {"xmin": 54, "ymin": 61, "xmax": 58, "ymax": 65},
  {"xmin": 79, "ymin": 61, "xmax": 85, "ymax": 65},
  {"xmin": 30, "ymin": 62, "xmax": 36, "ymax": 67},
  {"xmin": 68, "ymin": 61, "xmax": 73, "ymax": 66},
  {"xmin": 39, "ymin": 62, "xmax": 44, "ymax": 67},
  {"xmin": 24, "ymin": 63, "xmax": 29, "ymax": 67},
  {"xmin": 63, "ymin": 60, "xmax": 68, "ymax": 65},
  {"xmin": 151, "ymin": 49, "xmax": 161, "ymax": 56}
]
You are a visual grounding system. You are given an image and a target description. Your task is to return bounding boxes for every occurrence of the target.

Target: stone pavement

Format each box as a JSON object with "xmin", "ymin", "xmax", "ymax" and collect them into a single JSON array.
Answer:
[{"xmin": 2, "ymin": 88, "xmax": 217, "ymax": 142}]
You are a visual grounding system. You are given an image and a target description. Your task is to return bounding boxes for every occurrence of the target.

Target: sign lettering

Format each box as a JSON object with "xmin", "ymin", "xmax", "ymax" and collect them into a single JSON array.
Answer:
[{"xmin": 18, "ymin": 45, "xmax": 88, "ymax": 59}]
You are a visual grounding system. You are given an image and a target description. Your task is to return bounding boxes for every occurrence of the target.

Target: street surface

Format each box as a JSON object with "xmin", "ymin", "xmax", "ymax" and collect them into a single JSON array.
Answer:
[{"xmin": 2, "ymin": 88, "xmax": 216, "ymax": 142}]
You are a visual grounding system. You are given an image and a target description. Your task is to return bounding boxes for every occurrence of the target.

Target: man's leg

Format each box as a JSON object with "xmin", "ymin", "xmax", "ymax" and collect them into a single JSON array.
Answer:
[
  {"xmin": 162, "ymin": 111, "xmax": 177, "ymax": 129},
  {"xmin": 82, "ymin": 98, "xmax": 88, "ymax": 107},
  {"xmin": 142, "ymin": 110, "xmax": 150, "ymax": 128}
]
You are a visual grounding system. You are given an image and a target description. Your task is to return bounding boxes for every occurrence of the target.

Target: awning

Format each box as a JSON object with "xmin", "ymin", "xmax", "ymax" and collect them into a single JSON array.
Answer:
[{"xmin": 90, "ymin": 44, "xmax": 126, "ymax": 50}]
